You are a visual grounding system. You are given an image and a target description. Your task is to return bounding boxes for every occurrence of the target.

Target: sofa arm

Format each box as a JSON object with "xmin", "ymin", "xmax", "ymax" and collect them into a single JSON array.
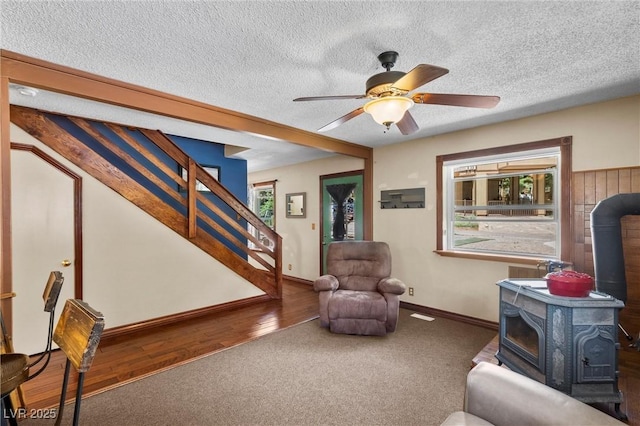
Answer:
[
  {"xmin": 313, "ymin": 275, "xmax": 339, "ymax": 292},
  {"xmin": 441, "ymin": 411, "xmax": 493, "ymax": 426},
  {"xmin": 378, "ymin": 277, "xmax": 406, "ymax": 295},
  {"xmin": 461, "ymin": 362, "xmax": 624, "ymax": 426}
]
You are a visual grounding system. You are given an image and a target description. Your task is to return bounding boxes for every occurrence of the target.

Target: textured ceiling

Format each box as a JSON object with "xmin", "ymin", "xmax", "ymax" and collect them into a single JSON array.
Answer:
[{"xmin": 2, "ymin": 1, "xmax": 639, "ymax": 172}]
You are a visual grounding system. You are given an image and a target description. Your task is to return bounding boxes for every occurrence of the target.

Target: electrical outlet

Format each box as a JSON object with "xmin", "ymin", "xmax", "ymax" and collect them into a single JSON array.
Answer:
[
  {"xmin": 408, "ymin": 287, "xmax": 414, "ymax": 296},
  {"xmin": 288, "ymin": 264, "xmax": 292, "ymax": 271}
]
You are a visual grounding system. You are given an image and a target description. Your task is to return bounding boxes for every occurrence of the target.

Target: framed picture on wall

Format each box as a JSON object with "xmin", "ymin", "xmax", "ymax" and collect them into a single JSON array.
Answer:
[{"xmin": 179, "ymin": 164, "xmax": 220, "ymax": 192}]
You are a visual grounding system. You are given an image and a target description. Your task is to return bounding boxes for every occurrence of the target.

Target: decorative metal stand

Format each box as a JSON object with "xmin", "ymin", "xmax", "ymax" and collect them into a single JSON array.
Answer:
[{"xmin": 53, "ymin": 299, "xmax": 105, "ymax": 426}]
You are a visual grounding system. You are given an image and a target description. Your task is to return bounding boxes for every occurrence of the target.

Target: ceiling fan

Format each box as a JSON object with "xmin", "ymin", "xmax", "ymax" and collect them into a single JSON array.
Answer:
[{"xmin": 293, "ymin": 51, "xmax": 500, "ymax": 135}]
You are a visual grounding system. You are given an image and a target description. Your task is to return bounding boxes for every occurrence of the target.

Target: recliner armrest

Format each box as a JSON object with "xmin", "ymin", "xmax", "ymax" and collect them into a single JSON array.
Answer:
[
  {"xmin": 378, "ymin": 277, "xmax": 406, "ymax": 295},
  {"xmin": 313, "ymin": 275, "xmax": 339, "ymax": 292}
]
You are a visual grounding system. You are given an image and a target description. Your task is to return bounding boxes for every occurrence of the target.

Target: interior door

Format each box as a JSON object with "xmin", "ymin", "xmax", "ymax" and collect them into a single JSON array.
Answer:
[
  {"xmin": 11, "ymin": 148, "xmax": 77, "ymax": 355},
  {"xmin": 320, "ymin": 172, "xmax": 364, "ymax": 274}
]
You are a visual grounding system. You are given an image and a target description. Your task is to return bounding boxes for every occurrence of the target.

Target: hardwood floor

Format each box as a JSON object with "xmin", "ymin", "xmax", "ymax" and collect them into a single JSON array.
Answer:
[{"xmin": 20, "ymin": 279, "xmax": 319, "ymax": 412}]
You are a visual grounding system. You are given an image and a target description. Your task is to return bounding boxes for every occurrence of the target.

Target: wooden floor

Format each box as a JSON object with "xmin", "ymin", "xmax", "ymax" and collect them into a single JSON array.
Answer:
[{"xmin": 20, "ymin": 279, "xmax": 319, "ymax": 412}]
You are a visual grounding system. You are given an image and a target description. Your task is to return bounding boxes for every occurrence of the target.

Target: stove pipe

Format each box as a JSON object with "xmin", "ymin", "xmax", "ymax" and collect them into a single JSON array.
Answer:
[{"xmin": 590, "ymin": 193, "xmax": 640, "ymax": 302}]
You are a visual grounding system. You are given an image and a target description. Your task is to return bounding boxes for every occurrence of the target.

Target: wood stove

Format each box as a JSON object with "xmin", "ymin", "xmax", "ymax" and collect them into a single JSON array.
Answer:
[{"xmin": 496, "ymin": 278, "xmax": 626, "ymax": 418}]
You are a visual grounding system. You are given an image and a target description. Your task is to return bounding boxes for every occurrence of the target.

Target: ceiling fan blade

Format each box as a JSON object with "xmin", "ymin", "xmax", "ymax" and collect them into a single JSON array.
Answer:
[
  {"xmin": 396, "ymin": 111, "xmax": 419, "ymax": 135},
  {"xmin": 317, "ymin": 107, "xmax": 364, "ymax": 132},
  {"xmin": 391, "ymin": 64, "xmax": 449, "ymax": 92},
  {"xmin": 412, "ymin": 93, "xmax": 500, "ymax": 108},
  {"xmin": 293, "ymin": 95, "xmax": 366, "ymax": 102}
]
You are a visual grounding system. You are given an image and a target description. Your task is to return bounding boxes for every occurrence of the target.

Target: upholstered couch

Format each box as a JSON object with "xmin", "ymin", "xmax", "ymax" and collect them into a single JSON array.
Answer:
[{"xmin": 441, "ymin": 362, "xmax": 625, "ymax": 425}]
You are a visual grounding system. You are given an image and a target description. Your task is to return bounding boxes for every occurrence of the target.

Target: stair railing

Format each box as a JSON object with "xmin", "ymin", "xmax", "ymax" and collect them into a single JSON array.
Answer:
[{"xmin": 11, "ymin": 105, "xmax": 282, "ymax": 298}]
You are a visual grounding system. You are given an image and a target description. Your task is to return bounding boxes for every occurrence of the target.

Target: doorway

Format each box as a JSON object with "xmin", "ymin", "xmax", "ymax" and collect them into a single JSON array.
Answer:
[
  {"xmin": 10, "ymin": 144, "xmax": 82, "ymax": 355},
  {"xmin": 320, "ymin": 171, "xmax": 364, "ymax": 274}
]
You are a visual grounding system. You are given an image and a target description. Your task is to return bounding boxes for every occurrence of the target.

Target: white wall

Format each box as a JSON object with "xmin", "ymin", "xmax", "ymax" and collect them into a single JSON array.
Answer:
[
  {"xmin": 249, "ymin": 155, "xmax": 364, "ymax": 281},
  {"xmin": 373, "ymin": 95, "xmax": 640, "ymax": 322},
  {"xmin": 10, "ymin": 124, "xmax": 263, "ymax": 329}
]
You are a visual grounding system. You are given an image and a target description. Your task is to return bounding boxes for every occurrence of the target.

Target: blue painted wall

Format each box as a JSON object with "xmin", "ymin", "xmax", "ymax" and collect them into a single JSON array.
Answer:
[{"xmin": 168, "ymin": 135, "xmax": 247, "ymax": 203}]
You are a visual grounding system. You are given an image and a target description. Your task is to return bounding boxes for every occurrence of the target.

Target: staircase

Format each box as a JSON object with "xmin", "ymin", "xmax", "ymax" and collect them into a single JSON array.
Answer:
[{"xmin": 10, "ymin": 104, "xmax": 282, "ymax": 299}]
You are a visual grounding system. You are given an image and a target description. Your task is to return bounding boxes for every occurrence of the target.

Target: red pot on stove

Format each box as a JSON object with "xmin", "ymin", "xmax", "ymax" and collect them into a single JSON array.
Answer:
[{"xmin": 545, "ymin": 270, "xmax": 594, "ymax": 297}]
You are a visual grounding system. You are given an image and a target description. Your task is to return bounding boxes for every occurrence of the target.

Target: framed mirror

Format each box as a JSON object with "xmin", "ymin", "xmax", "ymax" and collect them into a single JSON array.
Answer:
[{"xmin": 286, "ymin": 192, "xmax": 306, "ymax": 218}]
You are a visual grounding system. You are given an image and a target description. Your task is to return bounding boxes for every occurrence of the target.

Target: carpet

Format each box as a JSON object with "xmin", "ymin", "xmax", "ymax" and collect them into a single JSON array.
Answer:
[{"xmin": 21, "ymin": 309, "xmax": 496, "ymax": 426}]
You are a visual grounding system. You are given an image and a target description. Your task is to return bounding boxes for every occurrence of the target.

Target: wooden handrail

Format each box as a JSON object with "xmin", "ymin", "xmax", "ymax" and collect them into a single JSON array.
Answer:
[
  {"xmin": 194, "ymin": 163, "xmax": 278, "ymax": 243},
  {"xmin": 140, "ymin": 128, "xmax": 279, "ymax": 252},
  {"xmin": 139, "ymin": 128, "xmax": 279, "ymax": 254},
  {"xmin": 0, "ymin": 292, "xmax": 16, "ymax": 300}
]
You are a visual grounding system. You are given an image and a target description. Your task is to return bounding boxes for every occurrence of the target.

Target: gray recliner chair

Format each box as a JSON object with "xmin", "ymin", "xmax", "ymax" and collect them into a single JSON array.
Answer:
[{"xmin": 313, "ymin": 241, "xmax": 406, "ymax": 336}]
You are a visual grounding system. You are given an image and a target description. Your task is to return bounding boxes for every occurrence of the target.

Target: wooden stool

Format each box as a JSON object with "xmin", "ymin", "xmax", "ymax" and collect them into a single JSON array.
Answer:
[{"xmin": 1, "ymin": 353, "xmax": 29, "ymax": 426}]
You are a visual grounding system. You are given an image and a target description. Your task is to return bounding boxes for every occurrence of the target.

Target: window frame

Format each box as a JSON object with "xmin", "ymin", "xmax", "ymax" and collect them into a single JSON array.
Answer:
[
  {"xmin": 435, "ymin": 137, "xmax": 572, "ymax": 264},
  {"xmin": 249, "ymin": 179, "xmax": 276, "ymax": 251}
]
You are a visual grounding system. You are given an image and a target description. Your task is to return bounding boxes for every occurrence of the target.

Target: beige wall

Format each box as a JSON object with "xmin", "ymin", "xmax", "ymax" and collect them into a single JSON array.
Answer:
[
  {"xmin": 249, "ymin": 155, "xmax": 364, "ymax": 281},
  {"xmin": 10, "ymin": 124, "xmax": 263, "ymax": 329},
  {"xmin": 374, "ymin": 95, "xmax": 640, "ymax": 322},
  {"xmin": 248, "ymin": 96, "xmax": 639, "ymax": 322}
]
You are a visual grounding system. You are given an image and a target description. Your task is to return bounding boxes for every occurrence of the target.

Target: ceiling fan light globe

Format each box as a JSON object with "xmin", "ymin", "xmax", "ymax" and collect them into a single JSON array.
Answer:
[{"xmin": 363, "ymin": 96, "xmax": 414, "ymax": 126}]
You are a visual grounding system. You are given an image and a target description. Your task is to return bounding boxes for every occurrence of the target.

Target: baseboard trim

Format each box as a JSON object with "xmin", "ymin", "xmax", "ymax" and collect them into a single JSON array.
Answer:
[
  {"xmin": 102, "ymin": 291, "xmax": 497, "ymax": 342},
  {"xmin": 400, "ymin": 301, "xmax": 498, "ymax": 331},
  {"xmin": 101, "ymin": 294, "xmax": 272, "ymax": 342},
  {"xmin": 283, "ymin": 275, "xmax": 313, "ymax": 285}
]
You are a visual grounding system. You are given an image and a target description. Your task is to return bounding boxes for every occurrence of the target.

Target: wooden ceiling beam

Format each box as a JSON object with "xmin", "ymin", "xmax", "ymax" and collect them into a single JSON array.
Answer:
[{"xmin": 0, "ymin": 49, "xmax": 371, "ymax": 160}]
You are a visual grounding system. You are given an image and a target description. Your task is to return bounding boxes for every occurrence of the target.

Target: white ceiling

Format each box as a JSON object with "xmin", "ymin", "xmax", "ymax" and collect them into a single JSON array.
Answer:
[{"xmin": 2, "ymin": 1, "xmax": 639, "ymax": 172}]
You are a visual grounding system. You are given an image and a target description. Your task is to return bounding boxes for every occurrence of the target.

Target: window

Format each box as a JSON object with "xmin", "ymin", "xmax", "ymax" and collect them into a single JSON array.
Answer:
[
  {"xmin": 249, "ymin": 180, "xmax": 276, "ymax": 249},
  {"xmin": 437, "ymin": 137, "xmax": 571, "ymax": 262}
]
